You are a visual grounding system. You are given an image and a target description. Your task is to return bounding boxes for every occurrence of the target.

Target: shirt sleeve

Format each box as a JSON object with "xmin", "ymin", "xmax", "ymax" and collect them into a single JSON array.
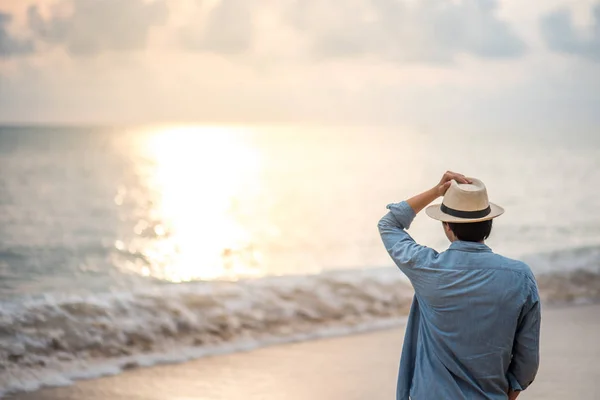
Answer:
[
  {"xmin": 377, "ymin": 201, "xmax": 438, "ymax": 288},
  {"xmin": 506, "ymin": 283, "xmax": 541, "ymax": 392}
]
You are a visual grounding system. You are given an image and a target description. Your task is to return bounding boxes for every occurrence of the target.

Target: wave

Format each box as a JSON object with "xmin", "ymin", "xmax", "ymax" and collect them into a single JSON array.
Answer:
[
  {"xmin": 525, "ymin": 245, "xmax": 600, "ymax": 303},
  {"xmin": 0, "ymin": 269, "xmax": 413, "ymax": 396},
  {"xmin": 1, "ymin": 246, "xmax": 599, "ymax": 397}
]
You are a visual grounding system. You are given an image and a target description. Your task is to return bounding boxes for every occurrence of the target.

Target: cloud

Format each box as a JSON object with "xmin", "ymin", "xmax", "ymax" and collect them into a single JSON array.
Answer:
[
  {"xmin": 4, "ymin": 1, "xmax": 599, "ymax": 128},
  {"xmin": 176, "ymin": 0, "xmax": 526, "ymax": 62},
  {"xmin": 180, "ymin": 0, "xmax": 253, "ymax": 54},
  {"xmin": 27, "ymin": 0, "xmax": 168, "ymax": 56},
  {"xmin": 0, "ymin": 12, "xmax": 34, "ymax": 58},
  {"xmin": 540, "ymin": 3, "xmax": 600, "ymax": 61},
  {"xmin": 288, "ymin": 0, "xmax": 526, "ymax": 63}
]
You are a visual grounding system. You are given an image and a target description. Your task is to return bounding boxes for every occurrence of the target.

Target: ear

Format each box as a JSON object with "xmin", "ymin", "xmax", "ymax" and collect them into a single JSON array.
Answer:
[{"xmin": 442, "ymin": 222, "xmax": 451, "ymax": 234}]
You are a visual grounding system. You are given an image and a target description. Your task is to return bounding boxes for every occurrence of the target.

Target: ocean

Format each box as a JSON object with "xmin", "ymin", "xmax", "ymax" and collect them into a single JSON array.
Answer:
[{"xmin": 1, "ymin": 125, "xmax": 599, "ymax": 395}]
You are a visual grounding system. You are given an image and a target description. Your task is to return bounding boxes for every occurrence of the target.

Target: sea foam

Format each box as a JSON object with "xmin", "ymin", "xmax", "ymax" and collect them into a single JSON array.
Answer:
[
  {"xmin": 0, "ymin": 268, "xmax": 412, "ymax": 396},
  {"xmin": 1, "ymin": 253, "xmax": 600, "ymax": 397}
]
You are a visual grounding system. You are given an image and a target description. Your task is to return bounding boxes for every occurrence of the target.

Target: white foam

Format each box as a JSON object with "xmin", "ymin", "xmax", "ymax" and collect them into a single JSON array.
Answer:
[
  {"xmin": 0, "ymin": 268, "xmax": 413, "ymax": 396},
  {"xmin": 0, "ymin": 315, "xmax": 406, "ymax": 397},
  {"xmin": 1, "ymin": 254, "xmax": 600, "ymax": 397}
]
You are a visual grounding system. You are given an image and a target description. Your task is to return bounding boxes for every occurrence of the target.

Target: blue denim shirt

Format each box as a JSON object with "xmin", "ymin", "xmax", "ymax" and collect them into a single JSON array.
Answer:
[{"xmin": 378, "ymin": 201, "xmax": 540, "ymax": 400}]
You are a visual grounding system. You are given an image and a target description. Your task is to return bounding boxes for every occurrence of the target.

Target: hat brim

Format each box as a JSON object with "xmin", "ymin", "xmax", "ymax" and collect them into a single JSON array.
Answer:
[{"xmin": 425, "ymin": 202, "xmax": 504, "ymax": 223}]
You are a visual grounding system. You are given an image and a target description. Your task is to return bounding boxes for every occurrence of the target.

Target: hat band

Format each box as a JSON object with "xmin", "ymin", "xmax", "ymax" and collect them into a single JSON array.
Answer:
[{"xmin": 441, "ymin": 203, "xmax": 491, "ymax": 219}]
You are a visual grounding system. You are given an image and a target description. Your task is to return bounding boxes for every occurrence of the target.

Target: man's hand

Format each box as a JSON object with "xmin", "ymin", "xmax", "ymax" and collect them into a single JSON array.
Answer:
[
  {"xmin": 406, "ymin": 171, "xmax": 471, "ymax": 215},
  {"xmin": 508, "ymin": 390, "xmax": 520, "ymax": 400},
  {"xmin": 434, "ymin": 171, "xmax": 472, "ymax": 197}
]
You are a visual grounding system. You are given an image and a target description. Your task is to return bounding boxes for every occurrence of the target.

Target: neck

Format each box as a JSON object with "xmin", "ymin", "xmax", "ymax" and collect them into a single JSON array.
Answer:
[{"xmin": 452, "ymin": 239, "xmax": 485, "ymax": 244}]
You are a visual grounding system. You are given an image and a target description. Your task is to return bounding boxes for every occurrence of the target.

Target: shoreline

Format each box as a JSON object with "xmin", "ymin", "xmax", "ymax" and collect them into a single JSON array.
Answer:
[
  {"xmin": 7, "ymin": 303, "xmax": 600, "ymax": 400},
  {"xmin": 2, "ymin": 267, "xmax": 599, "ymax": 397}
]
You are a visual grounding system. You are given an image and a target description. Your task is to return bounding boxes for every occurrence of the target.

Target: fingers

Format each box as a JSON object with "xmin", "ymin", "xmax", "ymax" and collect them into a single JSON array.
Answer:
[
  {"xmin": 441, "ymin": 180, "xmax": 452, "ymax": 195},
  {"xmin": 444, "ymin": 171, "xmax": 472, "ymax": 184},
  {"xmin": 455, "ymin": 174, "xmax": 471, "ymax": 184}
]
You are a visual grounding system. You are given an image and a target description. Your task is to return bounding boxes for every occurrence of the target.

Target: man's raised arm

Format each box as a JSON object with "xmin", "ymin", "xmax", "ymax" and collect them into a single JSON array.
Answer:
[{"xmin": 377, "ymin": 171, "xmax": 471, "ymax": 285}]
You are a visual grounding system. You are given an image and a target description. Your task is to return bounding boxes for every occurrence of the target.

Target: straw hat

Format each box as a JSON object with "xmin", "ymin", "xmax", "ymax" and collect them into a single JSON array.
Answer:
[{"xmin": 425, "ymin": 178, "xmax": 504, "ymax": 223}]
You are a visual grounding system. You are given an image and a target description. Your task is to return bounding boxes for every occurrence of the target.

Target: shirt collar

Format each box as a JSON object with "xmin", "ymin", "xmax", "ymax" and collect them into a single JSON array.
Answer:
[{"xmin": 448, "ymin": 240, "xmax": 493, "ymax": 253}]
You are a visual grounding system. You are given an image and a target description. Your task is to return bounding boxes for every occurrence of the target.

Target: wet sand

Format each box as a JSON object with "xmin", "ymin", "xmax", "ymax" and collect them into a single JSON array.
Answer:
[{"xmin": 8, "ymin": 304, "xmax": 600, "ymax": 400}]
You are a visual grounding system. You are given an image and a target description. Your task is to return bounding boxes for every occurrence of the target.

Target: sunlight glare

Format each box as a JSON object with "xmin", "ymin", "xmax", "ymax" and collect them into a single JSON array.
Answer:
[{"xmin": 128, "ymin": 126, "xmax": 263, "ymax": 282}]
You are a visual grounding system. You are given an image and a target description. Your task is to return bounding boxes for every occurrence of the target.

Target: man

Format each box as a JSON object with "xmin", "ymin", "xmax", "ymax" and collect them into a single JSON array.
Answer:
[{"xmin": 378, "ymin": 171, "xmax": 540, "ymax": 400}]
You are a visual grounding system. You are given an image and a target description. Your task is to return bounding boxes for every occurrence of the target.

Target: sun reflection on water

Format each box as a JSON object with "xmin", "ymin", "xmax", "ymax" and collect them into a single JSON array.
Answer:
[{"xmin": 122, "ymin": 126, "xmax": 263, "ymax": 282}]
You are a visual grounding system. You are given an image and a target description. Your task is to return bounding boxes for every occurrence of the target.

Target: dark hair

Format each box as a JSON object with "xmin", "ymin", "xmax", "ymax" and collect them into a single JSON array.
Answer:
[{"xmin": 447, "ymin": 220, "xmax": 493, "ymax": 242}]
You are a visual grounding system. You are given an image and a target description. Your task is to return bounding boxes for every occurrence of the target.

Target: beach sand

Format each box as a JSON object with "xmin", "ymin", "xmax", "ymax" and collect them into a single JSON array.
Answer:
[{"xmin": 8, "ymin": 304, "xmax": 600, "ymax": 400}]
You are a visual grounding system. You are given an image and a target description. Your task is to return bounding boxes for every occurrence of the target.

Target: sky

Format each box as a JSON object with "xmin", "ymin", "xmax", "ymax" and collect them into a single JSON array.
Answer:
[{"xmin": 0, "ymin": 0, "xmax": 599, "ymax": 128}]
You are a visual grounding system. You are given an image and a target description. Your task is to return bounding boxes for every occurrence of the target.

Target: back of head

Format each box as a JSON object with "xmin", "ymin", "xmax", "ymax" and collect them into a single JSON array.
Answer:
[{"xmin": 447, "ymin": 220, "xmax": 493, "ymax": 242}]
